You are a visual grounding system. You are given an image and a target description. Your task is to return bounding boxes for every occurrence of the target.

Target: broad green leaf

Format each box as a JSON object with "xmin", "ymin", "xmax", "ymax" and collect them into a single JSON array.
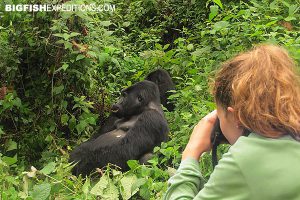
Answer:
[
  {"xmin": 98, "ymin": 53, "xmax": 110, "ymax": 65},
  {"xmin": 49, "ymin": 124, "xmax": 55, "ymax": 132},
  {"xmin": 76, "ymin": 54, "xmax": 85, "ymax": 61},
  {"xmin": 62, "ymin": 100, "xmax": 68, "ymax": 109},
  {"xmin": 104, "ymin": 30, "xmax": 114, "ymax": 36},
  {"xmin": 7, "ymin": 139, "xmax": 17, "ymax": 151},
  {"xmin": 53, "ymin": 33, "xmax": 72, "ymax": 40},
  {"xmin": 19, "ymin": 191, "xmax": 28, "ymax": 199},
  {"xmin": 127, "ymin": 160, "xmax": 139, "ymax": 169},
  {"xmin": 127, "ymin": 81, "xmax": 132, "ymax": 87},
  {"xmin": 140, "ymin": 185, "xmax": 151, "ymax": 200},
  {"xmin": 163, "ymin": 44, "xmax": 170, "ymax": 50},
  {"xmin": 284, "ymin": 16, "xmax": 296, "ymax": 21},
  {"xmin": 288, "ymin": 4, "xmax": 298, "ymax": 16},
  {"xmin": 123, "ymin": 22, "xmax": 130, "ymax": 27},
  {"xmin": 45, "ymin": 135, "xmax": 53, "ymax": 142},
  {"xmin": 76, "ymin": 120, "xmax": 88, "ymax": 134},
  {"xmin": 213, "ymin": 21, "xmax": 229, "ymax": 31},
  {"xmin": 53, "ymin": 33, "xmax": 64, "ymax": 38},
  {"xmin": 265, "ymin": 20, "xmax": 278, "ymax": 27},
  {"xmin": 90, "ymin": 175, "xmax": 118, "ymax": 199},
  {"xmin": 32, "ymin": 183, "xmax": 51, "ymax": 200},
  {"xmin": 187, "ymin": 44, "xmax": 194, "ymax": 51},
  {"xmin": 270, "ymin": 1, "xmax": 278, "ymax": 10},
  {"xmin": 40, "ymin": 162, "xmax": 56, "ymax": 175},
  {"xmin": 13, "ymin": 97, "xmax": 22, "ymax": 107},
  {"xmin": 62, "ymin": 33, "xmax": 70, "ymax": 40},
  {"xmin": 2, "ymin": 154, "xmax": 17, "ymax": 165},
  {"xmin": 87, "ymin": 51, "xmax": 97, "ymax": 58},
  {"xmin": 155, "ymin": 43, "xmax": 162, "ymax": 50},
  {"xmin": 55, "ymin": 39, "xmax": 65, "ymax": 44},
  {"xmin": 53, "ymin": 85, "xmax": 64, "ymax": 95},
  {"xmin": 213, "ymin": 0, "xmax": 223, "ymax": 9},
  {"xmin": 63, "ymin": 41, "xmax": 73, "ymax": 50},
  {"xmin": 55, "ymin": 63, "xmax": 69, "ymax": 73},
  {"xmin": 103, "ymin": 181, "xmax": 119, "ymax": 199},
  {"xmin": 191, "ymin": 47, "xmax": 210, "ymax": 58},
  {"xmin": 165, "ymin": 50, "xmax": 175, "ymax": 58},
  {"xmin": 61, "ymin": 114, "xmax": 69, "ymax": 125},
  {"xmin": 61, "ymin": 63, "xmax": 69, "ymax": 71},
  {"xmin": 209, "ymin": 5, "xmax": 219, "ymax": 21},
  {"xmin": 69, "ymin": 32, "xmax": 81, "ymax": 38},
  {"xmin": 131, "ymin": 178, "xmax": 147, "ymax": 194},
  {"xmin": 90, "ymin": 176, "xmax": 108, "ymax": 196},
  {"xmin": 85, "ymin": 117, "xmax": 97, "ymax": 125},
  {"xmin": 236, "ymin": 9, "xmax": 246, "ymax": 17},
  {"xmin": 100, "ymin": 21, "xmax": 112, "ymax": 27},
  {"xmin": 120, "ymin": 174, "xmax": 138, "ymax": 200}
]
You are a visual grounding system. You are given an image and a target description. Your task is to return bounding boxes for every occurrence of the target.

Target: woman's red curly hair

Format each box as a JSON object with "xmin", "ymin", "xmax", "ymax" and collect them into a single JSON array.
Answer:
[{"xmin": 213, "ymin": 44, "xmax": 300, "ymax": 139}]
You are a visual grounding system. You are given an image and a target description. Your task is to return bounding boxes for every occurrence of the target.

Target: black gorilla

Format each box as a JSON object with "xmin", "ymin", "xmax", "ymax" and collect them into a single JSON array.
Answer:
[
  {"xmin": 93, "ymin": 69, "xmax": 175, "ymax": 138},
  {"xmin": 145, "ymin": 69, "xmax": 175, "ymax": 111},
  {"xmin": 69, "ymin": 81, "xmax": 169, "ymax": 176}
]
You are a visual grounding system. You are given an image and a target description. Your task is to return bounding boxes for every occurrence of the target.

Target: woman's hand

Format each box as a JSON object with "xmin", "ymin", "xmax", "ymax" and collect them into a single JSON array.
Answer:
[{"xmin": 182, "ymin": 110, "xmax": 218, "ymax": 161}]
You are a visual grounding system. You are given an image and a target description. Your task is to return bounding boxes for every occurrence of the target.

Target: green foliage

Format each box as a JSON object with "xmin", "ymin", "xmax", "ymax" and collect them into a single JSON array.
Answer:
[{"xmin": 0, "ymin": 0, "xmax": 299, "ymax": 199}]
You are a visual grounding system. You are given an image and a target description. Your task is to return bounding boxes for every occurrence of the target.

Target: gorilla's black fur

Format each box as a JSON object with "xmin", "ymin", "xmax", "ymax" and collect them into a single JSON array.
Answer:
[
  {"xmin": 69, "ymin": 81, "xmax": 169, "ymax": 176},
  {"xmin": 145, "ymin": 69, "xmax": 175, "ymax": 111},
  {"xmin": 93, "ymin": 69, "xmax": 175, "ymax": 139}
]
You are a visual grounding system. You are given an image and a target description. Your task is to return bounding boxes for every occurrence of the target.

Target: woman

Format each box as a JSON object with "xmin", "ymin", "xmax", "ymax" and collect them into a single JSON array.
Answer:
[{"xmin": 164, "ymin": 44, "xmax": 300, "ymax": 199}]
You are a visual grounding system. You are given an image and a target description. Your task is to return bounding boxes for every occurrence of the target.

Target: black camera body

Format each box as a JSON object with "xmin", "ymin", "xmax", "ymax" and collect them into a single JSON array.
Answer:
[
  {"xmin": 210, "ymin": 118, "xmax": 228, "ymax": 168},
  {"xmin": 210, "ymin": 118, "xmax": 228, "ymax": 146}
]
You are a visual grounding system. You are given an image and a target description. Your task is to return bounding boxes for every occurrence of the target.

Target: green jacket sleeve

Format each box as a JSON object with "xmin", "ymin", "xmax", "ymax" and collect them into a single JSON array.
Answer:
[
  {"xmin": 164, "ymin": 157, "xmax": 206, "ymax": 200},
  {"xmin": 164, "ymin": 151, "xmax": 251, "ymax": 200}
]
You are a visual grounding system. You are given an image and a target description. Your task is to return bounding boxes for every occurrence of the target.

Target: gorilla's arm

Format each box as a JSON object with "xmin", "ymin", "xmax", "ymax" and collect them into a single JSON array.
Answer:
[
  {"xmin": 91, "ymin": 114, "xmax": 119, "ymax": 139},
  {"xmin": 100, "ymin": 115, "xmax": 119, "ymax": 133},
  {"xmin": 95, "ymin": 109, "xmax": 169, "ymax": 170}
]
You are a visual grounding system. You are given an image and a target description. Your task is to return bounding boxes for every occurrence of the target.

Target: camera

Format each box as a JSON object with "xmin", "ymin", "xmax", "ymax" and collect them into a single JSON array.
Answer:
[
  {"xmin": 210, "ymin": 118, "xmax": 228, "ymax": 168},
  {"xmin": 210, "ymin": 118, "xmax": 228, "ymax": 145}
]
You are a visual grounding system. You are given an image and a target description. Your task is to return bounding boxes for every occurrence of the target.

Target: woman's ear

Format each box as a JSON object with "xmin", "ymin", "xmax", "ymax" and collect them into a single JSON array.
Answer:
[
  {"xmin": 227, "ymin": 106, "xmax": 234, "ymax": 113},
  {"xmin": 227, "ymin": 106, "xmax": 243, "ymax": 127}
]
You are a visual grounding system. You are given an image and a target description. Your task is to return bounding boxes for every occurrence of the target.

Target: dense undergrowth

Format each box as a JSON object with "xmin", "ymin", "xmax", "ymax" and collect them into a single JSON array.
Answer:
[{"xmin": 0, "ymin": 0, "xmax": 299, "ymax": 199}]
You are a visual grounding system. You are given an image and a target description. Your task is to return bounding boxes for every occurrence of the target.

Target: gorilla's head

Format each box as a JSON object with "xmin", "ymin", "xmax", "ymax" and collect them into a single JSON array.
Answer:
[
  {"xmin": 145, "ymin": 69, "xmax": 176, "ymax": 111},
  {"xmin": 111, "ymin": 81, "xmax": 161, "ymax": 118},
  {"xmin": 145, "ymin": 69, "xmax": 175, "ymax": 93}
]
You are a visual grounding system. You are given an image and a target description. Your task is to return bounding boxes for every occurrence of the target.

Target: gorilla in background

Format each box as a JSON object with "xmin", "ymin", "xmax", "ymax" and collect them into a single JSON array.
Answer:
[
  {"xmin": 69, "ymin": 80, "xmax": 169, "ymax": 176},
  {"xmin": 145, "ymin": 69, "xmax": 175, "ymax": 112},
  {"xmin": 92, "ymin": 68, "xmax": 175, "ymax": 139}
]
